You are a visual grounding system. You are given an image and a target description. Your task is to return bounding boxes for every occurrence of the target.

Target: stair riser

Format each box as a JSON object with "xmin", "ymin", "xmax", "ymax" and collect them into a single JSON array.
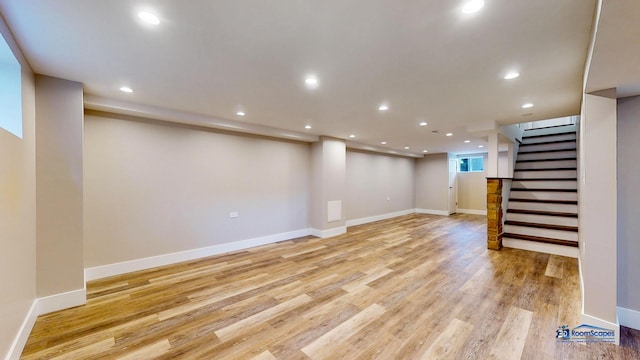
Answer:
[
  {"xmin": 515, "ymin": 160, "xmax": 577, "ymax": 170},
  {"xmin": 508, "ymin": 201, "xmax": 577, "ymax": 213},
  {"xmin": 509, "ymin": 191, "xmax": 577, "ymax": 201},
  {"xmin": 503, "ymin": 239, "xmax": 578, "ymax": 258},
  {"xmin": 521, "ymin": 133, "xmax": 576, "ymax": 144},
  {"xmin": 519, "ymin": 142, "xmax": 576, "ymax": 152},
  {"xmin": 514, "ymin": 170, "xmax": 577, "ymax": 179},
  {"xmin": 523, "ymin": 125, "xmax": 576, "ymax": 137},
  {"xmin": 505, "ymin": 213, "xmax": 578, "ymax": 227},
  {"xmin": 512, "ymin": 180, "xmax": 577, "ymax": 190},
  {"xmin": 503, "ymin": 225, "xmax": 578, "ymax": 241},
  {"xmin": 517, "ymin": 150, "xmax": 577, "ymax": 161}
]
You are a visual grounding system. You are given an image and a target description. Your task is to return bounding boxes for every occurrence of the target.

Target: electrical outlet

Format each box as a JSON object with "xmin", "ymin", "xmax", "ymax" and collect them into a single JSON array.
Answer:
[{"xmin": 229, "ymin": 212, "xmax": 238, "ymax": 218}]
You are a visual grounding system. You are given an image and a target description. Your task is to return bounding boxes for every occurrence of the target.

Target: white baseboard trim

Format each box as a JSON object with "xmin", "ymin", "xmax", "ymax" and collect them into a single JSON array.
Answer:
[
  {"xmin": 456, "ymin": 208, "xmax": 487, "ymax": 216},
  {"xmin": 37, "ymin": 288, "xmax": 87, "ymax": 315},
  {"xmin": 502, "ymin": 238, "xmax": 578, "ymax": 258},
  {"xmin": 85, "ymin": 228, "xmax": 312, "ymax": 281},
  {"xmin": 5, "ymin": 301, "xmax": 38, "ymax": 360},
  {"xmin": 415, "ymin": 208, "xmax": 449, "ymax": 216},
  {"xmin": 580, "ymin": 313, "xmax": 620, "ymax": 345},
  {"xmin": 618, "ymin": 307, "xmax": 640, "ymax": 331},
  {"xmin": 346, "ymin": 209, "xmax": 415, "ymax": 227},
  {"xmin": 310, "ymin": 226, "xmax": 347, "ymax": 238}
]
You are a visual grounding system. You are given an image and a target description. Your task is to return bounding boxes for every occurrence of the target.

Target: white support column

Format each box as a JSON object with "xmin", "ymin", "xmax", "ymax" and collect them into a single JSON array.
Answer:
[{"xmin": 487, "ymin": 132, "xmax": 499, "ymax": 177}]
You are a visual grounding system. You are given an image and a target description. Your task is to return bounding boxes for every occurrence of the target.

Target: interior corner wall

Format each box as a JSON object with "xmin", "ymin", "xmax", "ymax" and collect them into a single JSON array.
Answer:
[
  {"xmin": 617, "ymin": 95, "xmax": 640, "ymax": 314},
  {"xmin": 83, "ymin": 114, "xmax": 310, "ymax": 268},
  {"xmin": 415, "ymin": 153, "xmax": 448, "ymax": 212},
  {"xmin": 345, "ymin": 150, "xmax": 415, "ymax": 221},
  {"xmin": 578, "ymin": 93, "xmax": 617, "ymax": 326},
  {"xmin": 456, "ymin": 153, "xmax": 488, "ymax": 211},
  {"xmin": 0, "ymin": 16, "xmax": 37, "ymax": 359},
  {"xmin": 35, "ymin": 75, "xmax": 85, "ymax": 298}
]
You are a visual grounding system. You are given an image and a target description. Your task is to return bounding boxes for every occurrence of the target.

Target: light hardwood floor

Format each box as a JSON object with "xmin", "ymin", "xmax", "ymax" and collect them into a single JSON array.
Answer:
[{"xmin": 21, "ymin": 214, "xmax": 640, "ymax": 359}]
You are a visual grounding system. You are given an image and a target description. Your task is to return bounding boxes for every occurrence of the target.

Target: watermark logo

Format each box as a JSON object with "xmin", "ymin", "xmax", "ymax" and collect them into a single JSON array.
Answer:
[{"xmin": 556, "ymin": 324, "xmax": 615, "ymax": 343}]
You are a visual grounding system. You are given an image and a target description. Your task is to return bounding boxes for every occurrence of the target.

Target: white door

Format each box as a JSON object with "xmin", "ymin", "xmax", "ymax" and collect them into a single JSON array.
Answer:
[{"xmin": 448, "ymin": 159, "xmax": 458, "ymax": 215}]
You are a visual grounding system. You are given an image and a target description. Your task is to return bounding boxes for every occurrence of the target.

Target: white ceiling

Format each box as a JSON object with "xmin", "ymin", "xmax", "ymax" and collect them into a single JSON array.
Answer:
[{"xmin": 0, "ymin": 0, "xmax": 597, "ymax": 154}]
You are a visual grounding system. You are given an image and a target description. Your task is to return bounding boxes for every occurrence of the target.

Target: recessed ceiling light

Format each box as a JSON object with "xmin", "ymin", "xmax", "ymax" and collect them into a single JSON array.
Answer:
[
  {"xmin": 304, "ymin": 75, "xmax": 319, "ymax": 89},
  {"xmin": 404, "ymin": 146, "xmax": 410, "ymax": 150},
  {"xmin": 522, "ymin": 103, "xmax": 534, "ymax": 109},
  {"xmin": 349, "ymin": 134, "xmax": 356, "ymax": 138},
  {"xmin": 423, "ymin": 150, "xmax": 429, "ymax": 153},
  {"xmin": 478, "ymin": 145, "xmax": 484, "ymax": 148},
  {"xmin": 305, "ymin": 125, "xmax": 312, "ymax": 129},
  {"xmin": 504, "ymin": 72, "xmax": 520, "ymax": 80},
  {"xmin": 381, "ymin": 141, "xmax": 387, "ymax": 145},
  {"xmin": 446, "ymin": 133, "xmax": 453, "ymax": 137},
  {"xmin": 120, "ymin": 86, "xmax": 133, "ymax": 93},
  {"xmin": 419, "ymin": 122, "xmax": 428, "ymax": 126},
  {"xmin": 464, "ymin": 140, "xmax": 471, "ymax": 143},
  {"xmin": 378, "ymin": 104, "xmax": 389, "ymax": 111},
  {"xmin": 236, "ymin": 111, "xmax": 246, "ymax": 116},
  {"xmin": 138, "ymin": 11, "xmax": 160, "ymax": 25},
  {"xmin": 462, "ymin": 0, "xmax": 485, "ymax": 14}
]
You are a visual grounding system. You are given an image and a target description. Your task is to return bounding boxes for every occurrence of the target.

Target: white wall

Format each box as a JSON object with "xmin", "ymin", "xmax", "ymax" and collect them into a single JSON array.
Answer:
[
  {"xmin": 345, "ymin": 150, "xmax": 415, "ymax": 221},
  {"xmin": 415, "ymin": 153, "xmax": 448, "ymax": 213},
  {"xmin": 617, "ymin": 95, "xmax": 640, "ymax": 315},
  {"xmin": 456, "ymin": 153, "xmax": 488, "ymax": 212},
  {"xmin": 578, "ymin": 93, "xmax": 618, "ymax": 330},
  {"xmin": 83, "ymin": 114, "xmax": 310, "ymax": 268},
  {"xmin": 35, "ymin": 75, "xmax": 85, "ymax": 298},
  {"xmin": 0, "ymin": 17, "xmax": 36, "ymax": 359}
]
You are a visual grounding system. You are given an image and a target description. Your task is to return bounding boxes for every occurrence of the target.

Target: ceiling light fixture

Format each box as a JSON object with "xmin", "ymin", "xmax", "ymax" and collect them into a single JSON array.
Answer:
[
  {"xmin": 304, "ymin": 75, "xmax": 319, "ymax": 89},
  {"xmin": 236, "ymin": 111, "xmax": 246, "ymax": 116},
  {"xmin": 478, "ymin": 145, "xmax": 484, "ymax": 148},
  {"xmin": 423, "ymin": 150, "xmax": 429, "ymax": 153},
  {"xmin": 522, "ymin": 103, "xmax": 534, "ymax": 109},
  {"xmin": 349, "ymin": 134, "xmax": 356, "ymax": 138},
  {"xmin": 462, "ymin": 0, "xmax": 485, "ymax": 14},
  {"xmin": 381, "ymin": 141, "xmax": 387, "ymax": 145},
  {"xmin": 305, "ymin": 125, "xmax": 312, "ymax": 129},
  {"xmin": 404, "ymin": 146, "xmax": 410, "ymax": 150},
  {"xmin": 378, "ymin": 104, "xmax": 389, "ymax": 111},
  {"xmin": 137, "ymin": 11, "xmax": 160, "ymax": 25},
  {"xmin": 464, "ymin": 140, "xmax": 471, "ymax": 143},
  {"xmin": 120, "ymin": 86, "xmax": 133, "ymax": 93},
  {"xmin": 446, "ymin": 133, "xmax": 453, "ymax": 137},
  {"xmin": 419, "ymin": 122, "xmax": 428, "ymax": 126},
  {"xmin": 504, "ymin": 72, "xmax": 520, "ymax": 80}
]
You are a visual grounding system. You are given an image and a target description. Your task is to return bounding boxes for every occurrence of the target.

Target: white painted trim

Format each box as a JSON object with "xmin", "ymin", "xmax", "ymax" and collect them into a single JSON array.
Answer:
[
  {"xmin": 85, "ymin": 228, "xmax": 312, "ymax": 281},
  {"xmin": 502, "ymin": 238, "xmax": 579, "ymax": 258},
  {"xmin": 415, "ymin": 208, "xmax": 449, "ymax": 216},
  {"xmin": 5, "ymin": 301, "xmax": 38, "ymax": 360},
  {"xmin": 618, "ymin": 307, "xmax": 640, "ymax": 331},
  {"xmin": 456, "ymin": 208, "xmax": 487, "ymax": 216},
  {"xmin": 310, "ymin": 226, "xmax": 347, "ymax": 238},
  {"xmin": 580, "ymin": 313, "xmax": 620, "ymax": 345},
  {"xmin": 37, "ymin": 288, "xmax": 87, "ymax": 315},
  {"xmin": 346, "ymin": 209, "xmax": 415, "ymax": 227}
]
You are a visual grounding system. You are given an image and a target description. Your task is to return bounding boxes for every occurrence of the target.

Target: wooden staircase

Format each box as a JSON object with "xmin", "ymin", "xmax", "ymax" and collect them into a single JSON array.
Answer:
[{"xmin": 503, "ymin": 124, "xmax": 579, "ymax": 257}]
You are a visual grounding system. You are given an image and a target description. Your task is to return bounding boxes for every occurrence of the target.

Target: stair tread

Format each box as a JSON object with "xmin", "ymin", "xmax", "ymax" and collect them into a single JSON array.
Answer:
[
  {"xmin": 523, "ymin": 124, "xmax": 576, "ymax": 131},
  {"xmin": 509, "ymin": 198, "xmax": 578, "ymax": 205},
  {"xmin": 522, "ymin": 131, "xmax": 576, "ymax": 139},
  {"xmin": 512, "ymin": 178, "xmax": 576, "ymax": 181},
  {"xmin": 519, "ymin": 139, "xmax": 577, "ymax": 147},
  {"xmin": 510, "ymin": 188, "xmax": 577, "ymax": 192},
  {"xmin": 514, "ymin": 167, "xmax": 576, "ymax": 171},
  {"xmin": 518, "ymin": 149, "xmax": 577, "ymax": 154},
  {"xmin": 504, "ymin": 220, "xmax": 578, "ymax": 232},
  {"xmin": 502, "ymin": 233, "xmax": 579, "ymax": 247},
  {"xmin": 516, "ymin": 157, "xmax": 576, "ymax": 163},
  {"xmin": 507, "ymin": 209, "xmax": 578, "ymax": 218}
]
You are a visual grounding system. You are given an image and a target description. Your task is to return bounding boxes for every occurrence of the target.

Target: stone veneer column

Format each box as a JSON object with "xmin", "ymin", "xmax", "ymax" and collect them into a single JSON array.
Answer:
[{"xmin": 486, "ymin": 178, "xmax": 503, "ymax": 250}]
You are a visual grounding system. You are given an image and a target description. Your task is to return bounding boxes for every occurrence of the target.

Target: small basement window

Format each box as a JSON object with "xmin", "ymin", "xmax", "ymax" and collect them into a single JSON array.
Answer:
[
  {"xmin": 459, "ymin": 156, "xmax": 484, "ymax": 172},
  {"xmin": 0, "ymin": 31, "xmax": 22, "ymax": 138}
]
